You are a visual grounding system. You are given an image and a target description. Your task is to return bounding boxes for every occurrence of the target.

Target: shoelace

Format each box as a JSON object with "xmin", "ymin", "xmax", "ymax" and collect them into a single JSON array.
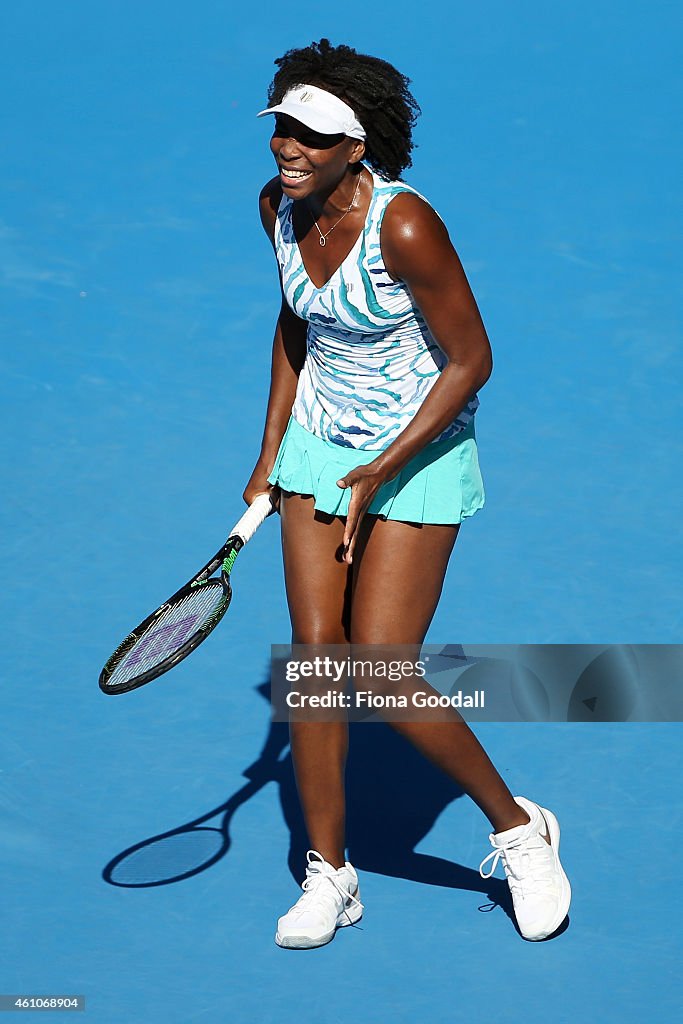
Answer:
[
  {"xmin": 479, "ymin": 833, "xmax": 555, "ymax": 898},
  {"xmin": 293, "ymin": 850, "xmax": 364, "ymax": 922}
]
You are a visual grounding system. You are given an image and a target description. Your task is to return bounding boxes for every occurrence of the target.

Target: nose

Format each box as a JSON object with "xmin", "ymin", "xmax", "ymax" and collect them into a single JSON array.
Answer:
[{"xmin": 277, "ymin": 135, "xmax": 302, "ymax": 162}]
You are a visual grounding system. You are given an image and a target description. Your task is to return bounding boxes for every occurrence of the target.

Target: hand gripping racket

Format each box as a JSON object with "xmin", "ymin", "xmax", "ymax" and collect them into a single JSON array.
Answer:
[{"xmin": 99, "ymin": 493, "xmax": 275, "ymax": 695}]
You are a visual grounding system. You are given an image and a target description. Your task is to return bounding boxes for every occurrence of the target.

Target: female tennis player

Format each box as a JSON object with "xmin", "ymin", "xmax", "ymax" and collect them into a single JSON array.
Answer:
[{"xmin": 244, "ymin": 39, "xmax": 571, "ymax": 948}]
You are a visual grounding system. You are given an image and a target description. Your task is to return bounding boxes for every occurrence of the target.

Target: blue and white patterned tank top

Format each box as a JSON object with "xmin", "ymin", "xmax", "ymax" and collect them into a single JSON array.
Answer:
[{"xmin": 275, "ymin": 167, "xmax": 479, "ymax": 451}]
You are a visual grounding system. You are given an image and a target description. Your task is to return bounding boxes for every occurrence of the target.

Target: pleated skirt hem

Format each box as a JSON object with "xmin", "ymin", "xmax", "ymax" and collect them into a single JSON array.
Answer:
[{"xmin": 267, "ymin": 416, "xmax": 485, "ymax": 526}]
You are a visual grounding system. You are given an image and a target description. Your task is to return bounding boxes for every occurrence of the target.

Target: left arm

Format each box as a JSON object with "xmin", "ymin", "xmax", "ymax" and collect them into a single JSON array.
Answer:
[{"xmin": 338, "ymin": 193, "xmax": 493, "ymax": 561}]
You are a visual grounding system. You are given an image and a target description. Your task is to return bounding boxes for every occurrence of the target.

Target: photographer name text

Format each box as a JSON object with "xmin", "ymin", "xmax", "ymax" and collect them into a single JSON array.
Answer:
[{"xmin": 285, "ymin": 689, "xmax": 485, "ymax": 710}]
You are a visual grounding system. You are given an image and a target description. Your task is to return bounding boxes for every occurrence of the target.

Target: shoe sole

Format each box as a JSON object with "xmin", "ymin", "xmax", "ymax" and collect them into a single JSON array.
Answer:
[
  {"xmin": 275, "ymin": 901, "xmax": 363, "ymax": 950},
  {"xmin": 527, "ymin": 804, "xmax": 572, "ymax": 940}
]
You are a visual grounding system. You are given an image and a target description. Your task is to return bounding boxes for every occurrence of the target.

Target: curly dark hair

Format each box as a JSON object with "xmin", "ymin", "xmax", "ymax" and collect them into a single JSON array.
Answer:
[{"xmin": 266, "ymin": 39, "xmax": 420, "ymax": 181}]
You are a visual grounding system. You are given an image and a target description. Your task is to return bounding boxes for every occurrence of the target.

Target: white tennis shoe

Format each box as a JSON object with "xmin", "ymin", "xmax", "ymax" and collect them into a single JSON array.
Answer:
[
  {"xmin": 275, "ymin": 850, "xmax": 363, "ymax": 949},
  {"xmin": 479, "ymin": 796, "xmax": 571, "ymax": 940}
]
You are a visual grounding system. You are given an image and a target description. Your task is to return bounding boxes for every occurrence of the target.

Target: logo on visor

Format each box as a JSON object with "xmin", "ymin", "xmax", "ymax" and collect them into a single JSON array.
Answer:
[{"xmin": 299, "ymin": 90, "xmax": 313, "ymax": 102}]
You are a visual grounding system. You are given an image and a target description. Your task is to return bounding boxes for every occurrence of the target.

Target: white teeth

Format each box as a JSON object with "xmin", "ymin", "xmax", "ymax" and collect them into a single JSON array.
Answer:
[{"xmin": 281, "ymin": 168, "xmax": 311, "ymax": 178}]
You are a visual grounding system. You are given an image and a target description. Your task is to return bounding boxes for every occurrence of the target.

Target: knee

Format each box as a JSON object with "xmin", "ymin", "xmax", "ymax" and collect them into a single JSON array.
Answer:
[
  {"xmin": 292, "ymin": 625, "xmax": 349, "ymax": 645},
  {"xmin": 350, "ymin": 624, "xmax": 424, "ymax": 648},
  {"xmin": 346, "ymin": 636, "xmax": 424, "ymax": 701},
  {"xmin": 349, "ymin": 626, "xmax": 387, "ymax": 645}
]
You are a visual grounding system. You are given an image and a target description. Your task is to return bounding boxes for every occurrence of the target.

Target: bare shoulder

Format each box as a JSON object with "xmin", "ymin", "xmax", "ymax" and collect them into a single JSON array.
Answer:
[
  {"xmin": 259, "ymin": 176, "xmax": 283, "ymax": 244},
  {"xmin": 380, "ymin": 190, "xmax": 455, "ymax": 281}
]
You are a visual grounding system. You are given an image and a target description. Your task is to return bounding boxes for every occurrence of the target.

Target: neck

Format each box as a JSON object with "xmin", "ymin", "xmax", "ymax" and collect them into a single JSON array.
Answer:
[{"xmin": 307, "ymin": 165, "xmax": 364, "ymax": 220}]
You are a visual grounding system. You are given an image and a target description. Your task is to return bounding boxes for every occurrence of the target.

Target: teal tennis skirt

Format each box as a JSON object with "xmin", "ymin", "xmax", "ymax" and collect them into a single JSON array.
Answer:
[{"xmin": 267, "ymin": 416, "xmax": 485, "ymax": 525}]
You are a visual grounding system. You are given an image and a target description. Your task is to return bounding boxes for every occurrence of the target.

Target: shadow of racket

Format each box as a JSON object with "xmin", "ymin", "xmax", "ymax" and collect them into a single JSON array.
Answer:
[
  {"xmin": 103, "ymin": 684, "xmax": 289, "ymax": 888},
  {"xmin": 103, "ymin": 756, "xmax": 282, "ymax": 888}
]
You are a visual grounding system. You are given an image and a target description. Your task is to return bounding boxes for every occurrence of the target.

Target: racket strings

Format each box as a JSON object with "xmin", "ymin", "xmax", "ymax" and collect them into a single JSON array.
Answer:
[{"xmin": 106, "ymin": 583, "xmax": 228, "ymax": 689}]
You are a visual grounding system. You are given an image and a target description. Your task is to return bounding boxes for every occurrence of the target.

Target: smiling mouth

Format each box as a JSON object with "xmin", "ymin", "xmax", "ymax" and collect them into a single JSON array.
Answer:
[{"xmin": 280, "ymin": 167, "xmax": 313, "ymax": 182}]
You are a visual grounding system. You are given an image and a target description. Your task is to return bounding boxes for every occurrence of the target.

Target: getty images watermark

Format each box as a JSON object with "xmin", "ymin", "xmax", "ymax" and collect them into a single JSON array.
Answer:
[
  {"xmin": 270, "ymin": 644, "xmax": 683, "ymax": 723},
  {"xmin": 282, "ymin": 654, "xmax": 484, "ymax": 714}
]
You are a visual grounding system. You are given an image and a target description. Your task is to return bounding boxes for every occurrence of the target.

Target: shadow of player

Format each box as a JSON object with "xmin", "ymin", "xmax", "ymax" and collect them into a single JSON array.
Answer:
[
  {"xmin": 270, "ymin": 686, "xmax": 516, "ymax": 927},
  {"xmin": 103, "ymin": 675, "xmax": 532, "ymax": 929}
]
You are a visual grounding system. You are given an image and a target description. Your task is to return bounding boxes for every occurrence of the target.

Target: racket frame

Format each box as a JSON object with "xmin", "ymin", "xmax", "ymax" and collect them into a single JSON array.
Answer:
[{"xmin": 99, "ymin": 536, "xmax": 243, "ymax": 695}]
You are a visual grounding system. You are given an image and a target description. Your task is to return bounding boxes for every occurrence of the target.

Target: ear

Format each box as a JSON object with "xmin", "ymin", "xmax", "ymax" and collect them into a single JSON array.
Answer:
[{"xmin": 348, "ymin": 139, "xmax": 366, "ymax": 164}]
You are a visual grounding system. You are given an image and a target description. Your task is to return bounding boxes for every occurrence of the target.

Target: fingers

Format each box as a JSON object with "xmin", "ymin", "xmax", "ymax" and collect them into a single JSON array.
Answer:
[
  {"xmin": 257, "ymin": 484, "xmax": 281, "ymax": 515},
  {"xmin": 337, "ymin": 466, "xmax": 384, "ymax": 564},
  {"xmin": 336, "ymin": 476, "xmax": 353, "ymax": 559},
  {"xmin": 343, "ymin": 497, "xmax": 360, "ymax": 563},
  {"xmin": 243, "ymin": 483, "xmax": 281, "ymax": 514},
  {"xmin": 337, "ymin": 477, "xmax": 367, "ymax": 564},
  {"xmin": 270, "ymin": 485, "xmax": 282, "ymax": 514}
]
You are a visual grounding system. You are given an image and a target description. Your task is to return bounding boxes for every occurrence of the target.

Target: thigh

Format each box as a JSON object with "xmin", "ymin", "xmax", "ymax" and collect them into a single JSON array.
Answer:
[
  {"xmin": 279, "ymin": 491, "xmax": 352, "ymax": 643},
  {"xmin": 350, "ymin": 516, "xmax": 460, "ymax": 644}
]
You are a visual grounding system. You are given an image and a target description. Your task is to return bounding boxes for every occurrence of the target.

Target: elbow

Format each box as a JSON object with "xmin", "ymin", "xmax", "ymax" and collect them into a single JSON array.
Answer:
[
  {"xmin": 442, "ymin": 333, "xmax": 493, "ymax": 390},
  {"xmin": 472, "ymin": 346, "xmax": 493, "ymax": 391}
]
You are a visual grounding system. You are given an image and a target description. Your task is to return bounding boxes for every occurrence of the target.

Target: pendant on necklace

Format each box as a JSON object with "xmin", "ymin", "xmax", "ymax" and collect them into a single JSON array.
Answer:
[{"xmin": 319, "ymin": 237, "xmax": 326, "ymax": 247}]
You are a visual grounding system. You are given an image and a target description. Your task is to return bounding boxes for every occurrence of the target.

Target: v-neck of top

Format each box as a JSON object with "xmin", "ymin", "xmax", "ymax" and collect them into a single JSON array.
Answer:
[{"xmin": 291, "ymin": 167, "xmax": 376, "ymax": 292}]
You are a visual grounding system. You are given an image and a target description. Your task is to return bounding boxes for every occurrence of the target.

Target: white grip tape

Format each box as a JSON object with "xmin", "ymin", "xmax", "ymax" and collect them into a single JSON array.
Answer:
[{"xmin": 228, "ymin": 492, "xmax": 275, "ymax": 545}]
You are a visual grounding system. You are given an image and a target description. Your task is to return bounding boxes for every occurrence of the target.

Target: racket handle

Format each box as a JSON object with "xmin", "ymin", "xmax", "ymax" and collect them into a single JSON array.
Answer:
[{"xmin": 227, "ymin": 492, "xmax": 275, "ymax": 545}]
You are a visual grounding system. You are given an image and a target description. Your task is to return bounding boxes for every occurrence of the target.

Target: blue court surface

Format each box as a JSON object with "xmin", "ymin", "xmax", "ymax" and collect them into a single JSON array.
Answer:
[{"xmin": 2, "ymin": 2, "xmax": 681, "ymax": 1021}]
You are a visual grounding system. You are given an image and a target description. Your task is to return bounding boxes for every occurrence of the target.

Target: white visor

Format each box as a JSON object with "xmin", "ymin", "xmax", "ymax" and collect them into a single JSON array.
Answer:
[{"xmin": 257, "ymin": 84, "xmax": 366, "ymax": 141}]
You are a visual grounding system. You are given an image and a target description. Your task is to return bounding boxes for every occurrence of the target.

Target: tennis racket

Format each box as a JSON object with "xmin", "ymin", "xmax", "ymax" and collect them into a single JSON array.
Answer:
[{"xmin": 99, "ymin": 492, "xmax": 275, "ymax": 695}]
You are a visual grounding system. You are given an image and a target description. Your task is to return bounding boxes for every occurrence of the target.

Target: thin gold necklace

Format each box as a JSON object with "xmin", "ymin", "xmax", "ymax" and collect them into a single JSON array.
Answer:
[{"xmin": 308, "ymin": 170, "xmax": 363, "ymax": 247}]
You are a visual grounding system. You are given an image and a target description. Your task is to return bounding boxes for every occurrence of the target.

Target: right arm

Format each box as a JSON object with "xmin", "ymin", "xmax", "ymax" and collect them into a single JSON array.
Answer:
[{"xmin": 242, "ymin": 178, "xmax": 308, "ymax": 507}]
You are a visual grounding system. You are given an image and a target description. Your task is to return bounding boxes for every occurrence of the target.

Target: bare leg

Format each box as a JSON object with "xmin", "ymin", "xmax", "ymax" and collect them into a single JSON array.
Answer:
[
  {"xmin": 349, "ymin": 516, "xmax": 529, "ymax": 834},
  {"xmin": 279, "ymin": 491, "xmax": 352, "ymax": 868}
]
